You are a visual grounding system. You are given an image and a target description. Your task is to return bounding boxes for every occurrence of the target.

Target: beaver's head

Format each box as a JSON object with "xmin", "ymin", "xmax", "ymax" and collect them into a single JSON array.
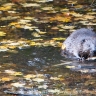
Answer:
[{"xmin": 80, "ymin": 39, "xmax": 96, "ymax": 59}]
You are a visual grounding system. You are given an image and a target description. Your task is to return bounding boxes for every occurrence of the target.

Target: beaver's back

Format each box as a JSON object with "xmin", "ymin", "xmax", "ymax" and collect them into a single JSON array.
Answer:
[{"xmin": 65, "ymin": 28, "xmax": 96, "ymax": 42}]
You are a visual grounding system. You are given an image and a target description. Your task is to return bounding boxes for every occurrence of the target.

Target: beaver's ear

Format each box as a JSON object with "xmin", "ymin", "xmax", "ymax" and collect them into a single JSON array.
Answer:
[{"xmin": 61, "ymin": 44, "xmax": 66, "ymax": 50}]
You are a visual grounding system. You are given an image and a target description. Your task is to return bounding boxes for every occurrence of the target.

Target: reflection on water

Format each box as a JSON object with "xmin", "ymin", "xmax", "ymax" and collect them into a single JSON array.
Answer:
[
  {"xmin": 54, "ymin": 60, "xmax": 96, "ymax": 73},
  {"xmin": 0, "ymin": 46, "xmax": 96, "ymax": 96}
]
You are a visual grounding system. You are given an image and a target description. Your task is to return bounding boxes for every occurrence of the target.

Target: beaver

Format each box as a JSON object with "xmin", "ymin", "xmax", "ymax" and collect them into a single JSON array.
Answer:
[{"xmin": 61, "ymin": 28, "xmax": 96, "ymax": 60}]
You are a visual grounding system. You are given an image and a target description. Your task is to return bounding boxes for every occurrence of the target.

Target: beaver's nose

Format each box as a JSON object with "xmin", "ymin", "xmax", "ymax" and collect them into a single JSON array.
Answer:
[{"xmin": 93, "ymin": 50, "xmax": 96, "ymax": 56}]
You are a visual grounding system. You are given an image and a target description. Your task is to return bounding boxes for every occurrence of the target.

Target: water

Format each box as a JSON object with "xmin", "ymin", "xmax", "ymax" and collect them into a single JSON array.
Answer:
[{"xmin": 0, "ymin": 0, "xmax": 96, "ymax": 96}]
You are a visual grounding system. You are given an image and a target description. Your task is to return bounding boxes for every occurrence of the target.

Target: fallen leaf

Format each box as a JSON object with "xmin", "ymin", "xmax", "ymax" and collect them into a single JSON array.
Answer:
[
  {"xmin": 41, "ymin": 7, "xmax": 53, "ymax": 10},
  {"xmin": 11, "ymin": 82, "xmax": 25, "ymax": 87},
  {"xmin": 52, "ymin": 37, "xmax": 66, "ymax": 41},
  {"xmin": 50, "ymin": 77, "xmax": 60, "ymax": 80},
  {"xmin": 0, "ymin": 46, "xmax": 9, "ymax": 52},
  {"xmin": 38, "ymin": 84, "xmax": 48, "ymax": 89},
  {"xmin": 5, "ymin": 70, "xmax": 15, "ymax": 74},
  {"xmin": 0, "ymin": 31, "xmax": 6, "ymax": 36},
  {"xmin": 48, "ymin": 89, "xmax": 60, "ymax": 93},
  {"xmin": 13, "ymin": 72, "xmax": 23, "ymax": 76},
  {"xmin": 22, "ymin": 3, "xmax": 40, "ymax": 7},
  {"xmin": 1, "ymin": 77, "xmax": 12, "ymax": 82},
  {"xmin": 24, "ymin": 74, "xmax": 36, "ymax": 80},
  {"xmin": 33, "ymin": 78, "xmax": 44, "ymax": 82}
]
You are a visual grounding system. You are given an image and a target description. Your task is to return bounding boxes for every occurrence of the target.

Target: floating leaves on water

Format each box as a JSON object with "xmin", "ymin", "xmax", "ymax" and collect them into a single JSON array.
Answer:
[
  {"xmin": 12, "ymin": 72, "xmax": 23, "ymax": 76},
  {"xmin": 66, "ymin": 65, "xmax": 75, "ymax": 69},
  {"xmin": 83, "ymin": 15, "xmax": 95, "ymax": 20},
  {"xmin": 24, "ymin": 74, "xmax": 36, "ymax": 80},
  {"xmin": 61, "ymin": 8, "xmax": 69, "ymax": 12},
  {"xmin": 24, "ymin": 16, "xmax": 34, "ymax": 20},
  {"xmin": 0, "ymin": 6, "xmax": 11, "ymax": 11},
  {"xmin": 8, "ymin": 10, "xmax": 17, "ymax": 13},
  {"xmin": 5, "ymin": 70, "xmax": 16, "ymax": 75},
  {"xmin": 9, "ymin": 22, "xmax": 19, "ymax": 26},
  {"xmin": 52, "ymin": 37, "xmax": 66, "ymax": 41},
  {"xmin": 71, "ymin": 12, "xmax": 83, "ymax": 17},
  {"xmin": 0, "ymin": 31, "xmax": 6, "ymax": 36},
  {"xmin": 79, "ymin": 20, "xmax": 89, "ymax": 24},
  {"xmin": 36, "ymin": 74, "xmax": 44, "ymax": 77},
  {"xmin": 74, "ymin": 5, "xmax": 84, "ymax": 9},
  {"xmin": 35, "ymin": 29, "xmax": 47, "ymax": 35},
  {"xmin": 18, "ymin": 19, "xmax": 31, "ymax": 24},
  {"xmin": 58, "ymin": 25, "xmax": 75, "ymax": 29},
  {"xmin": 11, "ymin": 82, "xmax": 25, "ymax": 87},
  {"xmin": 41, "ymin": 7, "xmax": 53, "ymax": 11},
  {"xmin": 83, "ymin": 22, "xmax": 96, "ymax": 25},
  {"xmin": 8, "ymin": 42, "xmax": 20, "ymax": 46},
  {"xmin": 30, "ymin": 41, "xmax": 36, "ymax": 46},
  {"xmin": 43, "ymin": 40, "xmax": 55, "ymax": 46},
  {"xmin": 2, "ymin": 3, "xmax": 15, "ymax": 7},
  {"xmin": 1, "ymin": 77, "xmax": 12, "ymax": 82},
  {"xmin": 31, "ymin": 32, "xmax": 41, "ymax": 37},
  {"xmin": 1, "ymin": 16, "xmax": 20, "ymax": 21},
  {"xmin": 78, "ymin": 69, "xmax": 96, "ymax": 73},
  {"xmin": 18, "ymin": 44, "xmax": 30, "ymax": 49},
  {"xmin": 50, "ymin": 16, "xmax": 71, "ymax": 22},
  {"xmin": 32, "ymin": 39, "xmax": 43, "ymax": 41},
  {"xmin": 8, "ymin": 45, "xmax": 17, "ymax": 49},
  {"xmin": 36, "ymin": 0, "xmax": 53, "ymax": 3},
  {"xmin": 38, "ymin": 84, "xmax": 48, "ymax": 89},
  {"xmin": 33, "ymin": 78, "xmax": 44, "ymax": 83},
  {"xmin": 0, "ymin": 46, "xmax": 9, "ymax": 52},
  {"xmin": 21, "ymin": 25, "xmax": 33, "ymax": 30},
  {"xmin": 22, "ymin": 3, "xmax": 41, "ymax": 7},
  {"xmin": 48, "ymin": 89, "xmax": 60, "ymax": 94},
  {"xmin": 87, "ymin": 12, "xmax": 96, "ymax": 15},
  {"xmin": 38, "ymin": 31, "xmax": 47, "ymax": 35}
]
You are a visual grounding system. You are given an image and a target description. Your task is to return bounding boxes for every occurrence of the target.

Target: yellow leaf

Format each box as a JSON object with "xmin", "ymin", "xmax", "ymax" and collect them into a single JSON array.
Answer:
[
  {"xmin": 0, "ymin": 46, "xmax": 8, "ymax": 52},
  {"xmin": 50, "ymin": 15, "xmax": 71, "ymax": 22},
  {"xmin": 30, "ymin": 42, "xmax": 36, "ymax": 46},
  {"xmin": 24, "ymin": 74, "xmax": 36, "ymax": 79},
  {"xmin": 0, "ymin": 6, "xmax": 11, "ymax": 11},
  {"xmin": 39, "ymin": 31, "xmax": 46, "ymax": 35},
  {"xmin": 13, "ymin": 72, "xmax": 23, "ymax": 76},
  {"xmin": 1, "ymin": 77, "xmax": 11, "ymax": 82},
  {"xmin": 52, "ymin": 37, "xmax": 66, "ymax": 41},
  {"xmin": 8, "ymin": 46, "xmax": 17, "ymax": 49},
  {"xmin": 15, "ymin": 24, "xmax": 21, "ymax": 28},
  {"xmin": 9, "ymin": 22, "xmax": 18, "ymax": 26},
  {"xmin": 0, "ymin": 31, "xmax": 6, "ymax": 36}
]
